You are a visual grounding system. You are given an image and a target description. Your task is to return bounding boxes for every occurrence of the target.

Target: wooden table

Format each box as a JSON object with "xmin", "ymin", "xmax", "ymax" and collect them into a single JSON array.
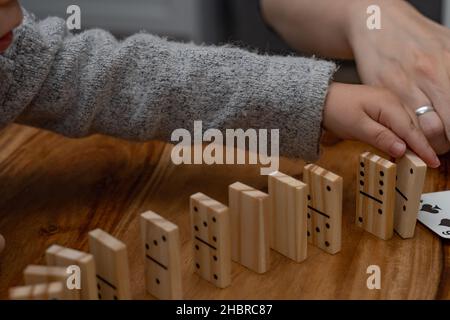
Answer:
[{"xmin": 0, "ymin": 124, "xmax": 449, "ymax": 300}]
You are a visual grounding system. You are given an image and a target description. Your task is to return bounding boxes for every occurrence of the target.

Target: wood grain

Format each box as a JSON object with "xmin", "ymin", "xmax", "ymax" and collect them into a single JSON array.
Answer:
[
  {"xmin": 268, "ymin": 172, "xmax": 307, "ymax": 262},
  {"xmin": 356, "ymin": 152, "xmax": 396, "ymax": 240},
  {"xmin": 394, "ymin": 151, "xmax": 427, "ymax": 239},
  {"xmin": 304, "ymin": 164, "xmax": 343, "ymax": 255},
  {"xmin": 190, "ymin": 193, "xmax": 231, "ymax": 288},
  {"xmin": 0, "ymin": 124, "xmax": 447, "ymax": 299},
  {"xmin": 229, "ymin": 182, "xmax": 270, "ymax": 274},
  {"xmin": 140, "ymin": 211, "xmax": 182, "ymax": 299}
]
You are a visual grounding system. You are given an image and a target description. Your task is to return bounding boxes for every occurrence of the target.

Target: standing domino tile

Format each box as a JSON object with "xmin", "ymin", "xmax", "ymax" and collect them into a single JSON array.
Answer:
[
  {"xmin": 190, "ymin": 193, "xmax": 231, "ymax": 288},
  {"xmin": 268, "ymin": 172, "xmax": 308, "ymax": 262},
  {"xmin": 356, "ymin": 152, "xmax": 396, "ymax": 240},
  {"xmin": 46, "ymin": 244, "xmax": 98, "ymax": 300},
  {"xmin": 394, "ymin": 151, "xmax": 427, "ymax": 238},
  {"xmin": 228, "ymin": 182, "xmax": 270, "ymax": 274},
  {"xmin": 88, "ymin": 228, "xmax": 131, "ymax": 300},
  {"xmin": 140, "ymin": 211, "xmax": 182, "ymax": 299},
  {"xmin": 23, "ymin": 265, "xmax": 80, "ymax": 300},
  {"xmin": 9, "ymin": 282, "xmax": 64, "ymax": 300},
  {"xmin": 303, "ymin": 164, "xmax": 343, "ymax": 254}
]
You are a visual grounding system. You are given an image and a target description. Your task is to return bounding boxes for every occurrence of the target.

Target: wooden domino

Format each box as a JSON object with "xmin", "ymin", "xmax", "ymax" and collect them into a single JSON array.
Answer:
[
  {"xmin": 9, "ymin": 282, "xmax": 64, "ymax": 300},
  {"xmin": 190, "ymin": 193, "xmax": 231, "ymax": 288},
  {"xmin": 140, "ymin": 211, "xmax": 182, "ymax": 299},
  {"xmin": 356, "ymin": 152, "xmax": 396, "ymax": 240},
  {"xmin": 88, "ymin": 228, "xmax": 132, "ymax": 300},
  {"xmin": 303, "ymin": 164, "xmax": 343, "ymax": 254},
  {"xmin": 228, "ymin": 182, "xmax": 270, "ymax": 274},
  {"xmin": 394, "ymin": 150, "xmax": 427, "ymax": 238},
  {"xmin": 268, "ymin": 171, "xmax": 308, "ymax": 262},
  {"xmin": 46, "ymin": 244, "xmax": 98, "ymax": 300},
  {"xmin": 23, "ymin": 265, "xmax": 80, "ymax": 300}
]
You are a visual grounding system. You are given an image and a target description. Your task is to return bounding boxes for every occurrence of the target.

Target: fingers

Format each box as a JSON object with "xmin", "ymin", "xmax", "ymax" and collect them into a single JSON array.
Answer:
[
  {"xmin": 380, "ymin": 72, "xmax": 450, "ymax": 155},
  {"xmin": 358, "ymin": 117, "xmax": 407, "ymax": 159},
  {"xmin": 418, "ymin": 72, "xmax": 450, "ymax": 148},
  {"xmin": 417, "ymin": 111, "xmax": 450, "ymax": 154},
  {"xmin": 403, "ymin": 88, "xmax": 450, "ymax": 155},
  {"xmin": 363, "ymin": 94, "xmax": 440, "ymax": 167}
]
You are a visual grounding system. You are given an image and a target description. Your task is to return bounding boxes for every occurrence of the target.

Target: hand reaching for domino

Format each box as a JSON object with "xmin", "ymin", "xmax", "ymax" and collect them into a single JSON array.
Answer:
[{"xmin": 323, "ymin": 83, "xmax": 441, "ymax": 169}]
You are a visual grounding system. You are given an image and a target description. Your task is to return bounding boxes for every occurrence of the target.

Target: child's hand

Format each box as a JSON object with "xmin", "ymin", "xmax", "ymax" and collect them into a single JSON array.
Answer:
[
  {"xmin": 0, "ymin": 0, "xmax": 22, "ymax": 52},
  {"xmin": 323, "ymin": 83, "xmax": 440, "ymax": 168}
]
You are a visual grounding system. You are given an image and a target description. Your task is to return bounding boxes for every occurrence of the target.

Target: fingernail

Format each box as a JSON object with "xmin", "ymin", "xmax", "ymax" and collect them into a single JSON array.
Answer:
[
  {"xmin": 390, "ymin": 142, "xmax": 406, "ymax": 156},
  {"xmin": 432, "ymin": 156, "xmax": 441, "ymax": 168}
]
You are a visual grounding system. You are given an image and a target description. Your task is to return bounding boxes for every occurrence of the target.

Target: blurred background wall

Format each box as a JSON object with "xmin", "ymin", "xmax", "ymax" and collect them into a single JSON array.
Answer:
[
  {"xmin": 20, "ymin": 0, "xmax": 445, "ymax": 82},
  {"xmin": 19, "ymin": 0, "xmax": 444, "ymax": 48}
]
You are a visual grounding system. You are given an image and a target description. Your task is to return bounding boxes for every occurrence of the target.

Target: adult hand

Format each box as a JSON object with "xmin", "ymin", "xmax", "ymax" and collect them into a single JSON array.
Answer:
[
  {"xmin": 323, "ymin": 82, "xmax": 440, "ymax": 168},
  {"xmin": 0, "ymin": 0, "xmax": 22, "ymax": 52},
  {"xmin": 348, "ymin": 0, "xmax": 450, "ymax": 154}
]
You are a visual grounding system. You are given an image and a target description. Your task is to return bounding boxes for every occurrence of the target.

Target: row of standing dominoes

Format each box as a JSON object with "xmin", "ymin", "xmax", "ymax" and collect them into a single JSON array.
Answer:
[
  {"xmin": 356, "ymin": 150, "xmax": 427, "ymax": 240},
  {"xmin": 9, "ymin": 229, "xmax": 132, "ymax": 300},
  {"xmin": 8, "ymin": 151, "xmax": 426, "ymax": 300},
  {"xmin": 8, "ymin": 162, "xmax": 341, "ymax": 300}
]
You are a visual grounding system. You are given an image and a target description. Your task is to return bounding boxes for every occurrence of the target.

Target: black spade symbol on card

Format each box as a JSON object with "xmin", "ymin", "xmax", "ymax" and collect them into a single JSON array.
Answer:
[
  {"xmin": 420, "ymin": 204, "xmax": 442, "ymax": 214},
  {"xmin": 439, "ymin": 219, "xmax": 450, "ymax": 228}
]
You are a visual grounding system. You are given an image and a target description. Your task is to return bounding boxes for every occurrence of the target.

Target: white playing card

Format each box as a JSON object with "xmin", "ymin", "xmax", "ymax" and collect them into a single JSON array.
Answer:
[{"xmin": 418, "ymin": 191, "xmax": 450, "ymax": 239}]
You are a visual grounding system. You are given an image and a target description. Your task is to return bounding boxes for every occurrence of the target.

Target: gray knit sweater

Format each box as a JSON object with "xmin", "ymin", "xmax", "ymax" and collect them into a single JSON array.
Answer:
[{"xmin": 0, "ymin": 10, "xmax": 336, "ymax": 160}]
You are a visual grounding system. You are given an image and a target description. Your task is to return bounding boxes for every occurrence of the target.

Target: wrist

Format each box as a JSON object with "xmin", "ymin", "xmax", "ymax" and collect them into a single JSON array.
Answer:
[{"xmin": 345, "ymin": 0, "xmax": 409, "ymax": 49}]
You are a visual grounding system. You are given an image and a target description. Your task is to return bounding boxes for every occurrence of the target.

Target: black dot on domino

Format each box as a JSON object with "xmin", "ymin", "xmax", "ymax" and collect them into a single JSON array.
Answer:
[
  {"xmin": 194, "ymin": 206, "xmax": 198, "ymax": 212},
  {"xmin": 307, "ymin": 231, "xmax": 311, "ymax": 237},
  {"xmin": 316, "ymin": 227, "xmax": 320, "ymax": 233},
  {"xmin": 212, "ymin": 217, "xmax": 216, "ymax": 223},
  {"xmin": 360, "ymin": 180, "xmax": 364, "ymax": 186},
  {"xmin": 213, "ymin": 236, "xmax": 217, "ymax": 242},
  {"xmin": 213, "ymin": 255, "xmax": 217, "ymax": 261},
  {"xmin": 360, "ymin": 171, "xmax": 364, "ymax": 177},
  {"xmin": 379, "ymin": 180, "xmax": 383, "ymax": 186},
  {"xmin": 403, "ymin": 205, "xmax": 406, "ymax": 211},
  {"xmin": 358, "ymin": 217, "xmax": 363, "ymax": 223},
  {"xmin": 145, "ymin": 243, "xmax": 149, "ymax": 250},
  {"xmin": 380, "ymin": 171, "xmax": 384, "ymax": 177},
  {"xmin": 155, "ymin": 278, "xmax": 160, "ymax": 285},
  {"xmin": 153, "ymin": 240, "xmax": 158, "ymax": 246},
  {"xmin": 214, "ymin": 274, "xmax": 218, "ymax": 280},
  {"xmin": 326, "ymin": 223, "xmax": 330, "ymax": 229},
  {"xmin": 326, "ymin": 186, "xmax": 331, "ymax": 192},
  {"xmin": 195, "ymin": 245, "xmax": 199, "ymax": 250},
  {"xmin": 410, "ymin": 168, "xmax": 414, "ymax": 174},
  {"xmin": 379, "ymin": 190, "xmax": 383, "ymax": 195},
  {"xmin": 196, "ymin": 263, "xmax": 200, "ymax": 269},
  {"xmin": 325, "ymin": 241, "xmax": 330, "ymax": 247},
  {"xmin": 194, "ymin": 225, "xmax": 199, "ymax": 232},
  {"xmin": 203, "ymin": 221, "xmax": 208, "ymax": 227},
  {"xmin": 308, "ymin": 195, "xmax": 311, "ymax": 201},
  {"xmin": 360, "ymin": 162, "xmax": 365, "ymax": 168},
  {"xmin": 378, "ymin": 209, "xmax": 382, "ymax": 215},
  {"xmin": 307, "ymin": 213, "xmax": 311, "ymax": 219},
  {"xmin": 162, "ymin": 235, "xmax": 166, "ymax": 242}
]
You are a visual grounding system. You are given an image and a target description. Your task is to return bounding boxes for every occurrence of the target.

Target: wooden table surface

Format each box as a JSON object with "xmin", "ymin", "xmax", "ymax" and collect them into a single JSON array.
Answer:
[{"xmin": 0, "ymin": 124, "xmax": 449, "ymax": 300}]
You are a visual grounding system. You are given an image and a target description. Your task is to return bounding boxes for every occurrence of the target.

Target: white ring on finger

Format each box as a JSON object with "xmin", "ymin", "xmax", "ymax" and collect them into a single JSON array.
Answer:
[{"xmin": 415, "ymin": 105, "xmax": 435, "ymax": 117}]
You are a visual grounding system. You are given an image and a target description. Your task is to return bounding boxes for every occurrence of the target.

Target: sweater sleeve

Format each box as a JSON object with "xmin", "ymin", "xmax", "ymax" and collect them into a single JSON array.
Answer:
[{"xmin": 0, "ymin": 10, "xmax": 336, "ymax": 160}]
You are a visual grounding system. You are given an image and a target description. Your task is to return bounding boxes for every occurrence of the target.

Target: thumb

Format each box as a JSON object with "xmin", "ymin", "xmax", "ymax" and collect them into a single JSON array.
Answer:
[{"xmin": 359, "ymin": 118, "xmax": 407, "ymax": 158}]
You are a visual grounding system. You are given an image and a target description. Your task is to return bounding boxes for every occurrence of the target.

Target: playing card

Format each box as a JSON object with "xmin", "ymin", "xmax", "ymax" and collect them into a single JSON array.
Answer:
[{"xmin": 418, "ymin": 191, "xmax": 450, "ymax": 239}]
